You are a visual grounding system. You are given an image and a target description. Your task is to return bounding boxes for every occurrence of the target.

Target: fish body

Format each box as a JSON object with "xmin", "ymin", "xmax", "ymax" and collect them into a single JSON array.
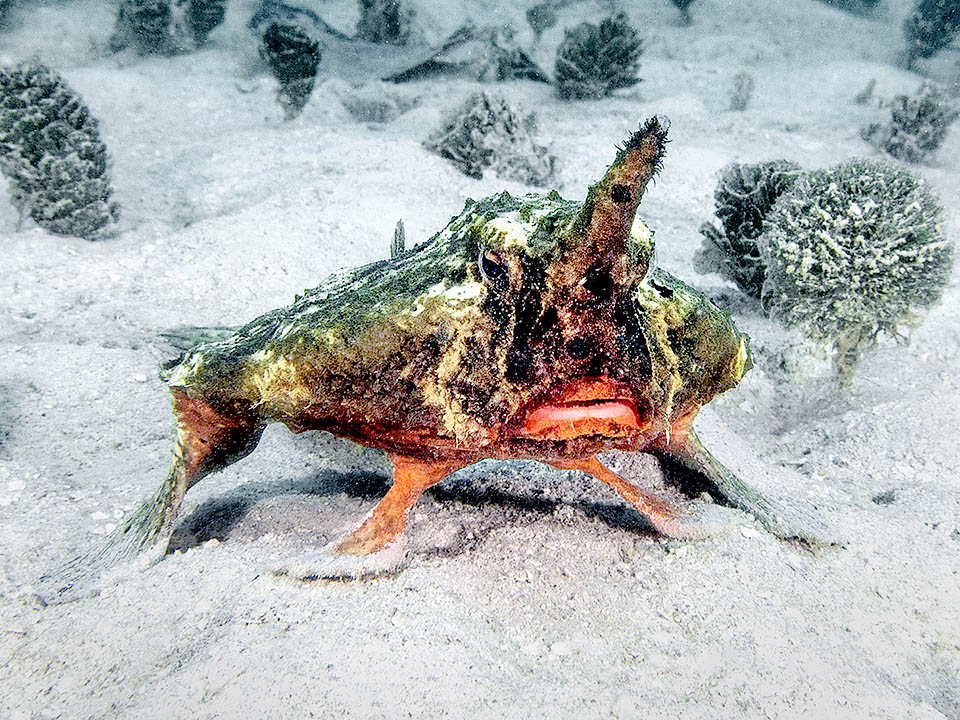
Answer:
[{"xmin": 39, "ymin": 117, "xmax": 814, "ymax": 601}]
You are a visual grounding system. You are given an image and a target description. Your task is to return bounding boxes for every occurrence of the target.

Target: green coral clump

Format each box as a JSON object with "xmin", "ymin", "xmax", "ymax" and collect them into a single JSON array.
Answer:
[
  {"xmin": 0, "ymin": 61, "xmax": 120, "ymax": 239},
  {"xmin": 758, "ymin": 158, "xmax": 953, "ymax": 383},
  {"xmin": 554, "ymin": 13, "xmax": 641, "ymax": 100},
  {"xmin": 695, "ymin": 160, "xmax": 802, "ymax": 298}
]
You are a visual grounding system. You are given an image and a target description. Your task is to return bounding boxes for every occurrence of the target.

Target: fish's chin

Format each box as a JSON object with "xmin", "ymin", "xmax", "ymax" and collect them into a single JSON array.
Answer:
[{"xmin": 519, "ymin": 398, "xmax": 642, "ymax": 441}]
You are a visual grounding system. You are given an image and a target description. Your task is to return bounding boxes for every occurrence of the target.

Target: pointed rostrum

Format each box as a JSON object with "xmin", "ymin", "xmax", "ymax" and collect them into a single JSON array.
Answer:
[{"xmin": 556, "ymin": 116, "xmax": 669, "ymax": 286}]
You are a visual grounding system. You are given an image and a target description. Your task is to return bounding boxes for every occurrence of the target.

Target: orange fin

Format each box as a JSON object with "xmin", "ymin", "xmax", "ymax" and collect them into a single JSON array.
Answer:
[{"xmin": 274, "ymin": 454, "xmax": 465, "ymax": 581}]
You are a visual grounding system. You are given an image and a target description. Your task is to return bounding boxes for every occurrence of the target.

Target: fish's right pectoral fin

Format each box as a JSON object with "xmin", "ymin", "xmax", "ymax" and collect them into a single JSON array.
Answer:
[{"xmin": 662, "ymin": 427, "xmax": 832, "ymax": 546}]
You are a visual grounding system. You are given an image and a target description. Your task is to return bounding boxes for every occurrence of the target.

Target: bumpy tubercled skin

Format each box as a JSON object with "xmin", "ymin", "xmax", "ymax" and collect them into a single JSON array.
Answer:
[{"xmin": 38, "ymin": 117, "xmax": 816, "ymax": 602}]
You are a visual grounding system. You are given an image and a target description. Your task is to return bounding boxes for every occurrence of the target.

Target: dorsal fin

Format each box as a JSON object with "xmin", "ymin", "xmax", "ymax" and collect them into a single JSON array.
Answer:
[{"xmin": 390, "ymin": 219, "xmax": 405, "ymax": 259}]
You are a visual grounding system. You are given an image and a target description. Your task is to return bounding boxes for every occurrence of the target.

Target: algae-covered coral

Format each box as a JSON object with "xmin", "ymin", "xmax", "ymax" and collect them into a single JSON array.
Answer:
[
  {"xmin": 696, "ymin": 160, "xmax": 801, "ymax": 298},
  {"xmin": 183, "ymin": 0, "xmax": 227, "ymax": 46},
  {"xmin": 861, "ymin": 84, "xmax": 959, "ymax": 164},
  {"xmin": 259, "ymin": 22, "xmax": 322, "ymax": 119},
  {"xmin": 424, "ymin": 91, "xmax": 556, "ymax": 185},
  {"xmin": 554, "ymin": 13, "xmax": 641, "ymax": 100},
  {"xmin": 758, "ymin": 158, "xmax": 953, "ymax": 382},
  {"xmin": 902, "ymin": 0, "xmax": 960, "ymax": 67},
  {"xmin": 0, "ymin": 61, "xmax": 120, "ymax": 239},
  {"xmin": 109, "ymin": 0, "xmax": 175, "ymax": 55}
]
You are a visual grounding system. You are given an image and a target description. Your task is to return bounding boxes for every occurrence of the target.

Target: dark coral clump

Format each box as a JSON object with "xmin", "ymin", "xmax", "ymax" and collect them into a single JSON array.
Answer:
[
  {"xmin": 356, "ymin": 0, "xmax": 413, "ymax": 45},
  {"xmin": 424, "ymin": 91, "xmax": 556, "ymax": 185},
  {"xmin": 902, "ymin": 0, "xmax": 960, "ymax": 66},
  {"xmin": 0, "ymin": 61, "xmax": 120, "ymax": 239},
  {"xmin": 0, "ymin": 0, "xmax": 13, "ymax": 28},
  {"xmin": 109, "ymin": 0, "xmax": 175, "ymax": 55},
  {"xmin": 695, "ymin": 160, "xmax": 801, "ymax": 298},
  {"xmin": 182, "ymin": 0, "xmax": 227, "ymax": 46},
  {"xmin": 554, "ymin": 13, "xmax": 641, "ymax": 100},
  {"xmin": 259, "ymin": 22, "xmax": 322, "ymax": 119},
  {"xmin": 861, "ymin": 84, "xmax": 959, "ymax": 164},
  {"xmin": 526, "ymin": 2, "xmax": 559, "ymax": 39},
  {"xmin": 814, "ymin": 0, "xmax": 881, "ymax": 15},
  {"xmin": 669, "ymin": 0, "xmax": 698, "ymax": 25}
]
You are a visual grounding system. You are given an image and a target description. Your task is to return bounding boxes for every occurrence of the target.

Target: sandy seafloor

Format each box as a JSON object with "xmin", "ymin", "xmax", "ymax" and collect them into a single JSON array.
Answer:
[{"xmin": 0, "ymin": 0, "xmax": 958, "ymax": 717}]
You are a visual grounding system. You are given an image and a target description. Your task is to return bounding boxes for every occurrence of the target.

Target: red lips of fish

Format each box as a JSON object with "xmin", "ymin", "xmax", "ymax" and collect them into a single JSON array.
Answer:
[{"xmin": 520, "ymin": 379, "xmax": 645, "ymax": 441}]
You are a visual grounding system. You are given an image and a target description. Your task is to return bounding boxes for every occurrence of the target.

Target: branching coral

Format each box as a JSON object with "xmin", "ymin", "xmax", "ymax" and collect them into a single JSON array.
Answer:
[
  {"xmin": 109, "ymin": 0, "xmax": 175, "ymax": 55},
  {"xmin": 861, "ymin": 84, "xmax": 959, "ymax": 164},
  {"xmin": 758, "ymin": 158, "xmax": 953, "ymax": 383},
  {"xmin": 902, "ymin": 0, "xmax": 960, "ymax": 67},
  {"xmin": 554, "ymin": 13, "xmax": 641, "ymax": 100},
  {"xmin": 695, "ymin": 160, "xmax": 801, "ymax": 298},
  {"xmin": 424, "ymin": 91, "xmax": 555, "ymax": 185},
  {"xmin": 259, "ymin": 22, "xmax": 322, "ymax": 119}
]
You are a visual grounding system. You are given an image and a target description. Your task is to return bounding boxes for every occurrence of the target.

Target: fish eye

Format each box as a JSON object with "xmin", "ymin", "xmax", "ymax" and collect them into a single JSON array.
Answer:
[{"xmin": 479, "ymin": 248, "xmax": 510, "ymax": 290}]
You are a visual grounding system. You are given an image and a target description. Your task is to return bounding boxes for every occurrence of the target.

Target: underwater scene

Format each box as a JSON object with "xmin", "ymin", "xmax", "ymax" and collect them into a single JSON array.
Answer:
[{"xmin": 0, "ymin": 0, "xmax": 958, "ymax": 717}]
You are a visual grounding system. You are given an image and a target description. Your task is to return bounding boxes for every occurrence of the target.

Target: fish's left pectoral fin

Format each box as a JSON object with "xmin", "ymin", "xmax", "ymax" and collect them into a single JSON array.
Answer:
[{"xmin": 273, "ymin": 453, "xmax": 464, "ymax": 582}]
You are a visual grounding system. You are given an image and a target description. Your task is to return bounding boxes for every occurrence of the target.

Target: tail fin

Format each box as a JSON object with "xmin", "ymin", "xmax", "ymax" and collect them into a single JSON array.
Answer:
[
  {"xmin": 33, "ymin": 389, "xmax": 266, "ymax": 605},
  {"xmin": 32, "ymin": 462, "xmax": 186, "ymax": 605}
]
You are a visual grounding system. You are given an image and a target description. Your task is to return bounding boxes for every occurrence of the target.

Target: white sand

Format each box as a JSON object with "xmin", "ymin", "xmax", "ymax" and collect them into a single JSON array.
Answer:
[{"xmin": 0, "ymin": 0, "xmax": 958, "ymax": 718}]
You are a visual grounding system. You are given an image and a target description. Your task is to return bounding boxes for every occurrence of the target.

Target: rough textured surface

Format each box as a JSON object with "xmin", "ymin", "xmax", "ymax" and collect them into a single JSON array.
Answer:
[
  {"xmin": 861, "ymin": 83, "xmax": 960, "ymax": 164},
  {"xmin": 108, "ymin": 0, "xmax": 175, "ymax": 55},
  {"xmin": 670, "ymin": 0, "xmax": 697, "ymax": 25},
  {"xmin": 695, "ymin": 160, "xmax": 801, "ymax": 298},
  {"xmin": 0, "ymin": 61, "xmax": 119, "ymax": 239},
  {"xmin": 184, "ymin": 0, "xmax": 227, "ymax": 47},
  {"xmin": 259, "ymin": 22, "xmax": 322, "ymax": 120},
  {"xmin": 758, "ymin": 158, "xmax": 953, "ymax": 382},
  {"xmin": 356, "ymin": 0, "xmax": 414, "ymax": 45},
  {"xmin": 0, "ymin": 0, "xmax": 958, "ymax": 718},
  {"xmin": 554, "ymin": 13, "xmax": 641, "ymax": 100},
  {"xmin": 424, "ymin": 91, "xmax": 556, "ymax": 184},
  {"xmin": 902, "ymin": 0, "xmax": 960, "ymax": 65}
]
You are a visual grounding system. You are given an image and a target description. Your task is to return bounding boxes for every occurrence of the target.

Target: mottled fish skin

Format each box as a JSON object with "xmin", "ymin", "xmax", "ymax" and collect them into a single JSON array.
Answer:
[
  {"xmin": 162, "ymin": 184, "xmax": 748, "ymax": 460},
  {"xmin": 38, "ymin": 117, "xmax": 816, "ymax": 605}
]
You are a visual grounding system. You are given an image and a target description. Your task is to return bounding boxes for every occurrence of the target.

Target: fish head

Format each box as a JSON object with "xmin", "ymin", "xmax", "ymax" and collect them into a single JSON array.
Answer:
[{"xmin": 398, "ymin": 116, "xmax": 751, "ymax": 452}]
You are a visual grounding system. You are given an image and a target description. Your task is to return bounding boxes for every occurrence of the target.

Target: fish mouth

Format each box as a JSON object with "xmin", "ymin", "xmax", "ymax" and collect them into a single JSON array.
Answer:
[
  {"xmin": 521, "ymin": 399, "xmax": 641, "ymax": 441},
  {"xmin": 515, "ymin": 378, "xmax": 645, "ymax": 441}
]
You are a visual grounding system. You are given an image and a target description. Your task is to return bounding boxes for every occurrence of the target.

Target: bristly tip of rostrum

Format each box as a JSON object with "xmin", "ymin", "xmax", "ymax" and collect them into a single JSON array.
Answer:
[{"xmin": 618, "ymin": 115, "xmax": 670, "ymax": 178}]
